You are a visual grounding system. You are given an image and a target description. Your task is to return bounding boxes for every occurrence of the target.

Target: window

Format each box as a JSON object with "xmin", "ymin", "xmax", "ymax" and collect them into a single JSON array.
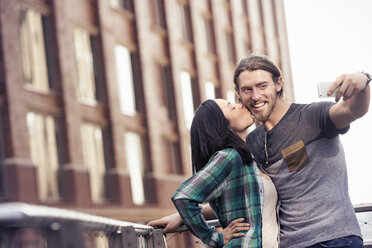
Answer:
[
  {"xmin": 204, "ymin": 17, "xmax": 216, "ymax": 54},
  {"xmin": 159, "ymin": 65, "xmax": 177, "ymax": 120},
  {"xmin": 163, "ymin": 139, "xmax": 183, "ymax": 174},
  {"xmin": 81, "ymin": 123, "xmax": 107, "ymax": 203},
  {"xmin": 244, "ymin": 38, "xmax": 252, "ymax": 55},
  {"xmin": 124, "ymin": 132, "xmax": 145, "ymax": 205},
  {"xmin": 247, "ymin": 0, "xmax": 265, "ymax": 52},
  {"xmin": 227, "ymin": 90, "xmax": 237, "ymax": 104},
  {"xmin": 177, "ymin": 2, "xmax": 193, "ymax": 42},
  {"xmin": 73, "ymin": 27, "xmax": 97, "ymax": 103},
  {"xmin": 180, "ymin": 72, "xmax": 197, "ymax": 128},
  {"xmin": 26, "ymin": 112, "xmax": 60, "ymax": 201},
  {"xmin": 19, "ymin": 9, "xmax": 50, "ymax": 91},
  {"xmin": 153, "ymin": 0, "xmax": 167, "ymax": 29},
  {"xmin": 114, "ymin": 45, "xmax": 137, "ymax": 116},
  {"xmin": 191, "ymin": 76, "xmax": 201, "ymax": 111},
  {"xmin": 205, "ymin": 81, "xmax": 216, "ymax": 100},
  {"xmin": 261, "ymin": 0, "xmax": 279, "ymax": 62},
  {"xmin": 110, "ymin": 0, "xmax": 134, "ymax": 12},
  {"xmin": 240, "ymin": 0, "xmax": 249, "ymax": 16},
  {"xmin": 0, "ymin": 111, "xmax": 6, "ymax": 198},
  {"xmin": 226, "ymin": 0, "xmax": 233, "ymax": 27},
  {"xmin": 225, "ymin": 30, "xmax": 237, "ymax": 65}
]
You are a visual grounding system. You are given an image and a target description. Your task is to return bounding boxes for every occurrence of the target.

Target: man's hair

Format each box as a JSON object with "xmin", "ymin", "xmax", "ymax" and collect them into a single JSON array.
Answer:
[
  {"xmin": 190, "ymin": 100, "xmax": 253, "ymax": 173},
  {"xmin": 233, "ymin": 55, "xmax": 284, "ymax": 98}
]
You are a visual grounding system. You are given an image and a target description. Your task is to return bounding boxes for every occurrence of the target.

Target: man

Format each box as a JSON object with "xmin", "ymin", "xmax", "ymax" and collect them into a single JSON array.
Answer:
[
  {"xmin": 148, "ymin": 55, "xmax": 370, "ymax": 247},
  {"xmin": 235, "ymin": 55, "xmax": 369, "ymax": 247}
]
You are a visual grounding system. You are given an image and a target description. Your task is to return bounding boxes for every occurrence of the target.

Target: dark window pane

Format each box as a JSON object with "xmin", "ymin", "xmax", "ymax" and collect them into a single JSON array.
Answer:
[
  {"xmin": 42, "ymin": 15, "xmax": 57, "ymax": 90},
  {"xmin": 0, "ymin": 109, "xmax": 6, "ymax": 198},
  {"xmin": 241, "ymin": 0, "xmax": 248, "ymax": 16},
  {"xmin": 191, "ymin": 77, "xmax": 200, "ymax": 111},
  {"xmin": 204, "ymin": 18, "xmax": 216, "ymax": 54},
  {"xmin": 154, "ymin": 0, "xmax": 167, "ymax": 29},
  {"xmin": 119, "ymin": 0, "xmax": 134, "ymax": 12},
  {"xmin": 226, "ymin": 31, "xmax": 237, "ymax": 64},
  {"xmin": 90, "ymin": 36, "xmax": 104, "ymax": 102},
  {"xmin": 178, "ymin": 3, "xmax": 193, "ymax": 42},
  {"xmin": 130, "ymin": 52, "xmax": 145, "ymax": 113},
  {"xmin": 160, "ymin": 65, "xmax": 177, "ymax": 120},
  {"xmin": 171, "ymin": 142, "xmax": 182, "ymax": 174},
  {"xmin": 164, "ymin": 139, "xmax": 183, "ymax": 175}
]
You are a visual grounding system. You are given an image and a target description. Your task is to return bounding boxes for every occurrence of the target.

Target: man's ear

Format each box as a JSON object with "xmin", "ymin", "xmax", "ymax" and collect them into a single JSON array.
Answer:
[{"xmin": 275, "ymin": 77, "xmax": 283, "ymax": 93}]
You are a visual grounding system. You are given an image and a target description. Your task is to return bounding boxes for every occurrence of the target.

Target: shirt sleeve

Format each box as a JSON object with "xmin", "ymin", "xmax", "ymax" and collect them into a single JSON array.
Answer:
[
  {"xmin": 171, "ymin": 149, "xmax": 238, "ymax": 247},
  {"xmin": 307, "ymin": 102, "xmax": 350, "ymax": 138}
]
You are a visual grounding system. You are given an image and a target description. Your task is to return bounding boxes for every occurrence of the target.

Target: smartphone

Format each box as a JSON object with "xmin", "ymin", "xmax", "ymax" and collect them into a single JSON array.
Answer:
[{"xmin": 317, "ymin": 82, "xmax": 339, "ymax": 98}]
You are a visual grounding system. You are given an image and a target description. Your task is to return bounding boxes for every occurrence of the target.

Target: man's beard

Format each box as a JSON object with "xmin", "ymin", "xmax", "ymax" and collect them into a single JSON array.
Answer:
[{"xmin": 249, "ymin": 95, "xmax": 277, "ymax": 123}]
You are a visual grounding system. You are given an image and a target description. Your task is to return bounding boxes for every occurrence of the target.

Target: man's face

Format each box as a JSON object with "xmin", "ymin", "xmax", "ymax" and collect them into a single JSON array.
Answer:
[{"xmin": 236, "ymin": 69, "xmax": 282, "ymax": 123}]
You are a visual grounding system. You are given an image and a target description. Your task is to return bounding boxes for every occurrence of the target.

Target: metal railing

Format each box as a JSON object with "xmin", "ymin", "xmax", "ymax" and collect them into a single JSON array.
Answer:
[
  {"xmin": 1, "ymin": 202, "xmax": 371, "ymax": 247},
  {"xmin": 355, "ymin": 203, "xmax": 372, "ymax": 247},
  {"xmin": 0, "ymin": 202, "xmax": 167, "ymax": 248},
  {"xmin": 169, "ymin": 203, "xmax": 372, "ymax": 247}
]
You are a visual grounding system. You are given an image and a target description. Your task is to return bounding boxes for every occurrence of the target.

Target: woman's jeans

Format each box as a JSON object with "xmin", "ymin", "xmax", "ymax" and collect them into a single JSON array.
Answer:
[{"xmin": 306, "ymin": 235, "xmax": 363, "ymax": 248}]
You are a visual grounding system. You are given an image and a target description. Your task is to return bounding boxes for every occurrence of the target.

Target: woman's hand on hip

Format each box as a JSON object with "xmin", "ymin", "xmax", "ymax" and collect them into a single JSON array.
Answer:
[{"xmin": 221, "ymin": 218, "xmax": 250, "ymax": 245}]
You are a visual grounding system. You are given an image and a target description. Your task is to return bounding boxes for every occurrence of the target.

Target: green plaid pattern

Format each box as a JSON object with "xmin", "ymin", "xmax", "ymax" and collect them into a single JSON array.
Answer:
[{"xmin": 172, "ymin": 148, "xmax": 264, "ymax": 247}]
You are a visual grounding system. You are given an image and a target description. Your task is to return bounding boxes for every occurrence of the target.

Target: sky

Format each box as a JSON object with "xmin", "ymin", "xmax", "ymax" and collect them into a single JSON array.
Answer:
[{"xmin": 284, "ymin": 0, "xmax": 372, "ymax": 205}]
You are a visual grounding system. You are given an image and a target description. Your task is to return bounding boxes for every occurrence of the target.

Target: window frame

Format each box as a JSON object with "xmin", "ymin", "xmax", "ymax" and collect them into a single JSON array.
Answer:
[{"xmin": 26, "ymin": 112, "xmax": 62, "ymax": 202}]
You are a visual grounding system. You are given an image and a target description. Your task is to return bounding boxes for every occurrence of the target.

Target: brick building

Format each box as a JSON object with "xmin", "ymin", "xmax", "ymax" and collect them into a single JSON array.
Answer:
[{"xmin": 0, "ymin": 0, "xmax": 294, "ymax": 246}]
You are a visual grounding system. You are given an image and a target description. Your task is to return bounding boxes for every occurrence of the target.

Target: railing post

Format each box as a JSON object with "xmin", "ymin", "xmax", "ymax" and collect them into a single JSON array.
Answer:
[
  {"xmin": 45, "ymin": 220, "xmax": 86, "ymax": 248},
  {"xmin": 153, "ymin": 229, "xmax": 167, "ymax": 248},
  {"xmin": 121, "ymin": 226, "xmax": 138, "ymax": 248},
  {"xmin": 0, "ymin": 228, "xmax": 16, "ymax": 247},
  {"xmin": 110, "ymin": 232, "xmax": 123, "ymax": 248},
  {"xmin": 146, "ymin": 229, "xmax": 167, "ymax": 248}
]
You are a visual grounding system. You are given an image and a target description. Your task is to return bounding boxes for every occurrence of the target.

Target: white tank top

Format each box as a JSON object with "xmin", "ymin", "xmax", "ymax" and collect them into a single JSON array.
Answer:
[{"xmin": 261, "ymin": 174, "xmax": 279, "ymax": 248}]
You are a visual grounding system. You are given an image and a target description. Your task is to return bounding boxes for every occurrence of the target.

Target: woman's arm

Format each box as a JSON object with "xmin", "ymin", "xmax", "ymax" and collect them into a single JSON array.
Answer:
[
  {"xmin": 172, "ymin": 150, "xmax": 247, "ymax": 247},
  {"xmin": 147, "ymin": 212, "xmax": 183, "ymax": 233},
  {"xmin": 146, "ymin": 204, "xmax": 216, "ymax": 233},
  {"xmin": 147, "ymin": 204, "xmax": 249, "ymax": 245}
]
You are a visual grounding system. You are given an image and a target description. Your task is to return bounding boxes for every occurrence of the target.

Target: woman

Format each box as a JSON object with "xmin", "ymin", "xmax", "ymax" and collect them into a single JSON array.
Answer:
[{"xmin": 150, "ymin": 99, "xmax": 278, "ymax": 247}]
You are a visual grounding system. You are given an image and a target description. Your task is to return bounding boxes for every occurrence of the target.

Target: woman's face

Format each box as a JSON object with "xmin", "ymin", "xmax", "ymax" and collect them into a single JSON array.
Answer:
[{"xmin": 214, "ymin": 99, "xmax": 254, "ymax": 133}]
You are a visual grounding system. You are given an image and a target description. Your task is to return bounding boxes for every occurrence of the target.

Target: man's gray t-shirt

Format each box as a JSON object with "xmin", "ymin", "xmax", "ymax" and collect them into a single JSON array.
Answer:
[{"xmin": 246, "ymin": 102, "xmax": 362, "ymax": 248}]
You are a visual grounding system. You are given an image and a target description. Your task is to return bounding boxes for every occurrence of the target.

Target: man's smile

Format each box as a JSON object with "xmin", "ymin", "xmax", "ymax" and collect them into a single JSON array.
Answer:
[{"xmin": 251, "ymin": 101, "xmax": 266, "ymax": 110}]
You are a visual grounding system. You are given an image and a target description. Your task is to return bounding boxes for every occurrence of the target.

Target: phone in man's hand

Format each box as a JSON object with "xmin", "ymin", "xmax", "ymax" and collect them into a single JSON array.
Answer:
[{"xmin": 317, "ymin": 81, "xmax": 339, "ymax": 98}]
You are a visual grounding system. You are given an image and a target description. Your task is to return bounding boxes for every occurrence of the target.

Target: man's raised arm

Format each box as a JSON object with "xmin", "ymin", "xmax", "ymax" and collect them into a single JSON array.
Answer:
[{"xmin": 329, "ymin": 72, "xmax": 370, "ymax": 129}]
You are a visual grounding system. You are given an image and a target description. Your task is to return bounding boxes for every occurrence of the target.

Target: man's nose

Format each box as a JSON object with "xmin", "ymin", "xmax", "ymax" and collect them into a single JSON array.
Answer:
[{"xmin": 252, "ymin": 89, "xmax": 261, "ymax": 100}]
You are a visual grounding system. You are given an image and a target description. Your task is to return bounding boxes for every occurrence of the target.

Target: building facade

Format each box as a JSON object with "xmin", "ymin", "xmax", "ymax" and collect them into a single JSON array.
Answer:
[{"xmin": 0, "ymin": 0, "xmax": 294, "ymax": 246}]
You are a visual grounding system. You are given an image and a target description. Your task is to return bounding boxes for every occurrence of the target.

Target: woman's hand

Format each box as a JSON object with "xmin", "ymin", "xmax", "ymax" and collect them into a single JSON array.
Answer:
[
  {"xmin": 221, "ymin": 218, "xmax": 250, "ymax": 245},
  {"xmin": 147, "ymin": 213, "xmax": 183, "ymax": 233}
]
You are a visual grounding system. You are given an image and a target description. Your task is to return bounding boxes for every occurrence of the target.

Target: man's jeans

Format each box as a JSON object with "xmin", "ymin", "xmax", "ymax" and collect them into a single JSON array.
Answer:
[{"xmin": 307, "ymin": 235, "xmax": 363, "ymax": 248}]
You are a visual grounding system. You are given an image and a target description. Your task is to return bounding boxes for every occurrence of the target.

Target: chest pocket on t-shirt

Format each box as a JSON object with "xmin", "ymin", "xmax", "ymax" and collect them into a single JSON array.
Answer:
[{"xmin": 281, "ymin": 140, "xmax": 309, "ymax": 172}]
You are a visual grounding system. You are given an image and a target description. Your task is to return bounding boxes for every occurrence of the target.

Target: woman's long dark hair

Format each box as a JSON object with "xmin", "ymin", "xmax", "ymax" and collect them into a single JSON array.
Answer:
[{"xmin": 190, "ymin": 99, "xmax": 253, "ymax": 173}]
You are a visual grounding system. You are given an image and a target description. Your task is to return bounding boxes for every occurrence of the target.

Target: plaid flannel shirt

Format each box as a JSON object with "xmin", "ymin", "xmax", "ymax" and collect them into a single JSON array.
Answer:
[{"xmin": 172, "ymin": 148, "xmax": 264, "ymax": 247}]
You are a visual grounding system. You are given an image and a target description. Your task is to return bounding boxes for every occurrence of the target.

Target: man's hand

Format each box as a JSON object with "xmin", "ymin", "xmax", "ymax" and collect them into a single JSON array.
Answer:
[
  {"xmin": 329, "ymin": 72, "xmax": 369, "ymax": 102},
  {"xmin": 329, "ymin": 72, "xmax": 370, "ymax": 129},
  {"xmin": 147, "ymin": 213, "xmax": 183, "ymax": 233},
  {"xmin": 220, "ymin": 218, "xmax": 250, "ymax": 245}
]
